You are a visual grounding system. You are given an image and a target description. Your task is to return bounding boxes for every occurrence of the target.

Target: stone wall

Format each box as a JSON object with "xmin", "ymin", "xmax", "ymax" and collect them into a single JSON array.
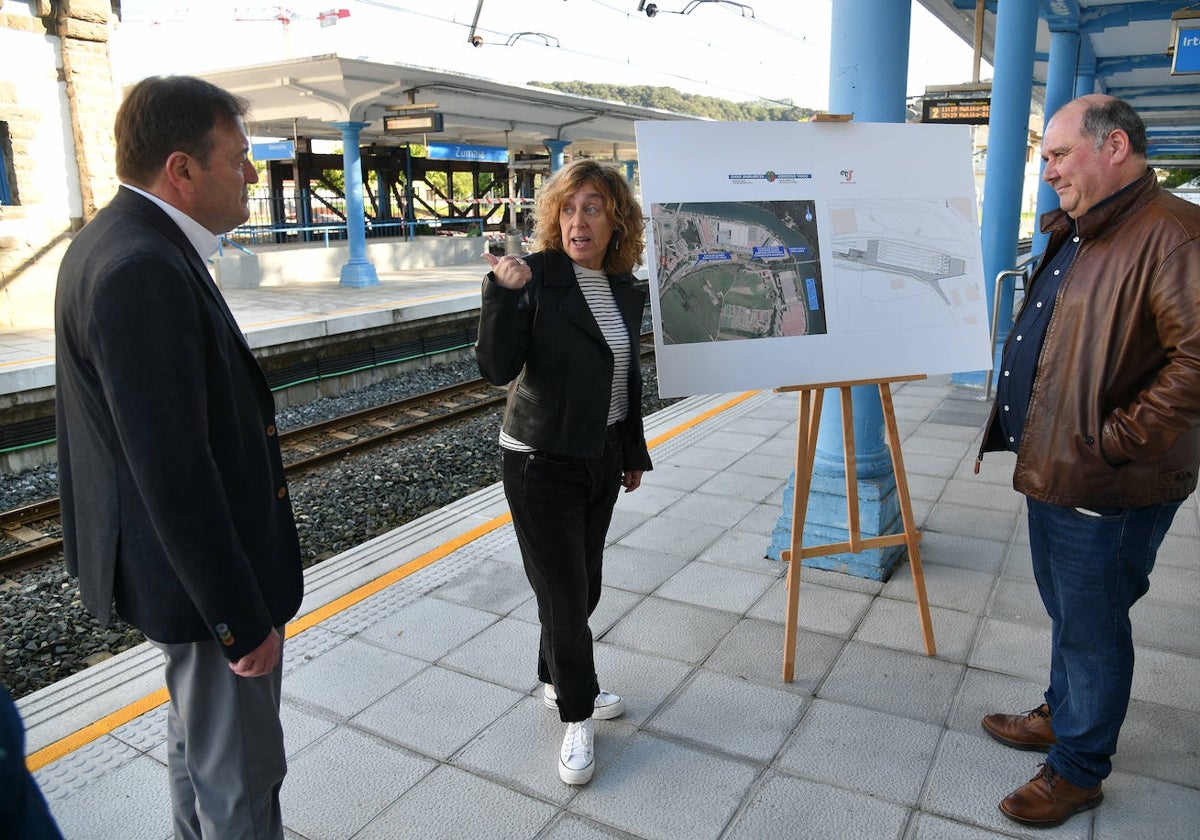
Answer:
[{"xmin": 0, "ymin": 0, "xmax": 119, "ymax": 330}]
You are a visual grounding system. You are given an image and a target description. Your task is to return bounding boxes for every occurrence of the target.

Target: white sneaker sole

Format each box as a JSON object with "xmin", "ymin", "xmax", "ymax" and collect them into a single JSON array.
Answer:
[{"xmin": 558, "ymin": 758, "xmax": 594, "ymax": 785}]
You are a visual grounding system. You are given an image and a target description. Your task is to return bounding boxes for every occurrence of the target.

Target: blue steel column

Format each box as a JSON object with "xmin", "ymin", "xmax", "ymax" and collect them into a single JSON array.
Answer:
[
  {"xmin": 404, "ymin": 144, "xmax": 416, "ymax": 241},
  {"xmin": 1074, "ymin": 71, "xmax": 1096, "ymax": 98},
  {"xmin": 957, "ymin": 0, "xmax": 1038, "ymax": 385},
  {"xmin": 544, "ymin": 140, "xmax": 570, "ymax": 172},
  {"xmin": 765, "ymin": 0, "xmax": 910, "ymax": 580},
  {"xmin": 1075, "ymin": 41, "xmax": 1097, "ymax": 98},
  {"xmin": 333, "ymin": 121, "xmax": 380, "ymax": 287},
  {"xmin": 1030, "ymin": 28, "xmax": 1081, "ymax": 260}
]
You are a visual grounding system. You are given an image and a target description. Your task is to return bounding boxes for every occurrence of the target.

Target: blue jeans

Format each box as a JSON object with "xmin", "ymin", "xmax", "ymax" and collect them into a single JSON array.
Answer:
[{"xmin": 1026, "ymin": 497, "xmax": 1181, "ymax": 789}]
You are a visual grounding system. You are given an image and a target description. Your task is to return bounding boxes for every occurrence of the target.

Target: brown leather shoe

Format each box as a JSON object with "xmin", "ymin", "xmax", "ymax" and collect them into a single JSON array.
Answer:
[
  {"xmin": 999, "ymin": 764, "xmax": 1103, "ymax": 827},
  {"xmin": 982, "ymin": 703, "xmax": 1056, "ymax": 751}
]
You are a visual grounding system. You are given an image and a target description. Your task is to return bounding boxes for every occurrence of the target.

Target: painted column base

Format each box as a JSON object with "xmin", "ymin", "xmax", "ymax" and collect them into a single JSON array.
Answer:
[
  {"xmin": 339, "ymin": 260, "xmax": 380, "ymax": 287},
  {"xmin": 766, "ymin": 470, "xmax": 906, "ymax": 582},
  {"xmin": 951, "ymin": 370, "xmax": 987, "ymax": 387}
]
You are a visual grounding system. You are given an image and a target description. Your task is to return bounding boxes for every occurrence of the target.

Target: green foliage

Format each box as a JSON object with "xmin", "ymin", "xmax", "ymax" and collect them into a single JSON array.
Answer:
[
  {"xmin": 322, "ymin": 168, "xmax": 345, "ymax": 192},
  {"xmin": 527, "ymin": 81, "xmax": 817, "ymax": 122},
  {"xmin": 1159, "ymin": 165, "xmax": 1200, "ymax": 190}
]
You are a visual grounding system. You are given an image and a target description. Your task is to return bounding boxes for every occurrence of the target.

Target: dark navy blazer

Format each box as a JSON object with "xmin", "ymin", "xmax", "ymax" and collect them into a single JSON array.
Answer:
[{"xmin": 54, "ymin": 188, "xmax": 303, "ymax": 660}]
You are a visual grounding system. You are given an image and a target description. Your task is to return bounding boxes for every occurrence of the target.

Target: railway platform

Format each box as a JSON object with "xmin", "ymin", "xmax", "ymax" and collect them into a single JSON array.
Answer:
[
  {"xmin": 0, "ymin": 261, "xmax": 492, "ymax": 472},
  {"xmin": 0, "ymin": 262, "xmax": 488, "ymax": 399},
  {"xmin": 16, "ymin": 375, "xmax": 1200, "ymax": 840}
]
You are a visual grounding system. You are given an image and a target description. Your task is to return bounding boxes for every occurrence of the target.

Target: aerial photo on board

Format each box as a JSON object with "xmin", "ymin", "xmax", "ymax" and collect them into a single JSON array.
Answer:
[{"xmin": 650, "ymin": 201, "xmax": 826, "ymax": 345}]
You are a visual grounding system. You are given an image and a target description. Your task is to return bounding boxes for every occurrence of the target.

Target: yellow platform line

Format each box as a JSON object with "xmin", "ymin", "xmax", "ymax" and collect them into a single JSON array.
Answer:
[
  {"xmin": 26, "ymin": 390, "xmax": 759, "ymax": 771},
  {"xmin": 1, "ymin": 355, "xmax": 55, "ymax": 369}
]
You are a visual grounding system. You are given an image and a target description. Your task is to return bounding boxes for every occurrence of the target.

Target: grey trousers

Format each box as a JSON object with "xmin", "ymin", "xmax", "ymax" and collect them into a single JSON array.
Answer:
[{"xmin": 153, "ymin": 632, "xmax": 287, "ymax": 840}]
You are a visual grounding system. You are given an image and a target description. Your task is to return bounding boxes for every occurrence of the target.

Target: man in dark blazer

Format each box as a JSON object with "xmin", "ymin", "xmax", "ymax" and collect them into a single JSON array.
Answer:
[{"xmin": 55, "ymin": 76, "xmax": 303, "ymax": 840}]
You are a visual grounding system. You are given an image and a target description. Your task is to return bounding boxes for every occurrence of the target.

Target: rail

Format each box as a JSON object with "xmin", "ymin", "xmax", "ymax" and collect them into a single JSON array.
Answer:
[
  {"xmin": 0, "ymin": 338, "xmax": 657, "ymax": 575},
  {"xmin": 226, "ymin": 217, "xmax": 487, "ymax": 248},
  {"xmin": 983, "ymin": 252, "xmax": 1038, "ymax": 401},
  {"xmin": 217, "ymin": 236, "xmax": 255, "ymax": 257}
]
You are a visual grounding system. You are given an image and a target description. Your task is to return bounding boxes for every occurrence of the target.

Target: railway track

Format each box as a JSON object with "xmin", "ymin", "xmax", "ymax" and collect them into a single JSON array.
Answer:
[
  {"xmin": 1, "ymin": 339, "xmax": 655, "ymax": 576},
  {"xmin": 0, "ymin": 498, "xmax": 63, "ymax": 573},
  {"xmin": 0, "ymin": 377, "xmax": 508, "ymax": 574},
  {"xmin": 279, "ymin": 378, "xmax": 506, "ymax": 471}
]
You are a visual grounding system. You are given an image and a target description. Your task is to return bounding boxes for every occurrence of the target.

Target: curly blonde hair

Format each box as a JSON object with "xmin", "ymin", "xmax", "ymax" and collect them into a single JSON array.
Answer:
[{"xmin": 531, "ymin": 158, "xmax": 645, "ymax": 276}]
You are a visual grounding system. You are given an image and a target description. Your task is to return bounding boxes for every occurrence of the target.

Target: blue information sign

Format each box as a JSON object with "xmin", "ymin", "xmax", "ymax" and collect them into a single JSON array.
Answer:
[
  {"xmin": 1173, "ymin": 25, "xmax": 1200, "ymax": 74},
  {"xmin": 427, "ymin": 143, "xmax": 509, "ymax": 163},
  {"xmin": 251, "ymin": 141, "xmax": 295, "ymax": 161},
  {"xmin": 751, "ymin": 245, "xmax": 786, "ymax": 259},
  {"xmin": 805, "ymin": 277, "xmax": 819, "ymax": 310}
]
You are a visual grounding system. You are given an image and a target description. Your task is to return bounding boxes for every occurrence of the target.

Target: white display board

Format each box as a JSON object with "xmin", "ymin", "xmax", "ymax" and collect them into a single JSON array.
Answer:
[{"xmin": 635, "ymin": 120, "xmax": 992, "ymax": 397}]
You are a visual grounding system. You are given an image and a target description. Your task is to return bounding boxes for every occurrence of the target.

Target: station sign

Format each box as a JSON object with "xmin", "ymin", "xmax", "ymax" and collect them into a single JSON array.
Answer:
[
  {"xmin": 383, "ymin": 113, "xmax": 444, "ymax": 134},
  {"xmin": 1172, "ymin": 23, "xmax": 1200, "ymax": 74},
  {"xmin": 251, "ymin": 141, "xmax": 295, "ymax": 161},
  {"xmin": 426, "ymin": 143, "xmax": 508, "ymax": 163},
  {"xmin": 921, "ymin": 96, "xmax": 990, "ymax": 125}
]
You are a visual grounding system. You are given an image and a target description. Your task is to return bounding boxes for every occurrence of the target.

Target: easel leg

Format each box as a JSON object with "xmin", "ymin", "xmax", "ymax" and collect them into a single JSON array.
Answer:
[
  {"xmin": 879, "ymin": 383, "xmax": 937, "ymax": 656},
  {"xmin": 783, "ymin": 388, "xmax": 822, "ymax": 682}
]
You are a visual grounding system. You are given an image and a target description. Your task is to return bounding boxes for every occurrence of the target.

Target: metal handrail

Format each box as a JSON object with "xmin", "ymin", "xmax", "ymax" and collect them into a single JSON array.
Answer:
[
  {"xmin": 984, "ymin": 265, "xmax": 1029, "ymax": 401},
  {"xmin": 226, "ymin": 217, "xmax": 487, "ymax": 247},
  {"xmin": 217, "ymin": 236, "xmax": 255, "ymax": 257}
]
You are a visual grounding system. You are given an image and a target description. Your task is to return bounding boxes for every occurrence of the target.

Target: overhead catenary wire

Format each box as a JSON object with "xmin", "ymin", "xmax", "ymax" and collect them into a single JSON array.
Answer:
[{"xmin": 351, "ymin": 0, "xmax": 819, "ymax": 107}]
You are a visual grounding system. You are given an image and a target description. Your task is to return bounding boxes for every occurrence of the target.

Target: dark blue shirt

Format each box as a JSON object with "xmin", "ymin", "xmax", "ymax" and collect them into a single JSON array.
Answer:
[{"xmin": 996, "ymin": 227, "xmax": 1080, "ymax": 451}]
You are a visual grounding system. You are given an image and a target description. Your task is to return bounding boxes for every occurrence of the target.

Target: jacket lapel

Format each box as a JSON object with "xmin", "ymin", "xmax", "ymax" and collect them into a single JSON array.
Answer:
[
  {"xmin": 116, "ymin": 189, "xmax": 255, "ymax": 355},
  {"xmin": 542, "ymin": 250, "xmax": 607, "ymax": 345}
]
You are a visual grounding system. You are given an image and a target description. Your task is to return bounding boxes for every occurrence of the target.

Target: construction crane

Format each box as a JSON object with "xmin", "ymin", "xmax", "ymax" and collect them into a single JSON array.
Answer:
[{"xmin": 122, "ymin": 6, "xmax": 350, "ymax": 57}]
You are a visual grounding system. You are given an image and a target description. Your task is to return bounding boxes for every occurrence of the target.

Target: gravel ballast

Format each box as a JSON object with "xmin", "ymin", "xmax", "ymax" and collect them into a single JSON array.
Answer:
[{"xmin": 1, "ymin": 356, "xmax": 678, "ymax": 699}]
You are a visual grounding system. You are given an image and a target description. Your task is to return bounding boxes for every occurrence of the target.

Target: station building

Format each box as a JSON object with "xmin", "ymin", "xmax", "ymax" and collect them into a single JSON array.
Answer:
[{"xmin": 0, "ymin": 0, "xmax": 120, "ymax": 331}]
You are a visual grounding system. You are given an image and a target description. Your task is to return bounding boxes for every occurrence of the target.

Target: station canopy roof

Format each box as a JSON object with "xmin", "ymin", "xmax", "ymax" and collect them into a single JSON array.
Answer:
[
  {"xmin": 197, "ymin": 54, "xmax": 697, "ymax": 161},
  {"xmin": 921, "ymin": 0, "xmax": 1200, "ymax": 162},
  {"xmin": 196, "ymin": 7, "xmax": 1200, "ymax": 164}
]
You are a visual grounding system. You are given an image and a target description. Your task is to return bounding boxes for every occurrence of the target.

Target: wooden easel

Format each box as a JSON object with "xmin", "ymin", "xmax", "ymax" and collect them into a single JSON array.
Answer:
[{"xmin": 778, "ymin": 375, "xmax": 936, "ymax": 682}]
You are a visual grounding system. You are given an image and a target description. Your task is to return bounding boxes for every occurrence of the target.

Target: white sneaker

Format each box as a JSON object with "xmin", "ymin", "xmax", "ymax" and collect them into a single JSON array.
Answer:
[
  {"xmin": 559, "ymin": 719, "xmax": 595, "ymax": 785},
  {"xmin": 543, "ymin": 683, "xmax": 626, "ymax": 720}
]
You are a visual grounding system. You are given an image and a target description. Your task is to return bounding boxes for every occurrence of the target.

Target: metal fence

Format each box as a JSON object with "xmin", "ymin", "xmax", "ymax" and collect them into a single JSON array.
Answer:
[{"xmin": 227, "ymin": 192, "xmax": 487, "ymax": 246}]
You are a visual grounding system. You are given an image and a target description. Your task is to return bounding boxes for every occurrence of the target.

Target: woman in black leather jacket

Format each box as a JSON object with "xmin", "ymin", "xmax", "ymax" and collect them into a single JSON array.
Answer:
[{"xmin": 477, "ymin": 158, "xmax": 652, "ymax": 786}]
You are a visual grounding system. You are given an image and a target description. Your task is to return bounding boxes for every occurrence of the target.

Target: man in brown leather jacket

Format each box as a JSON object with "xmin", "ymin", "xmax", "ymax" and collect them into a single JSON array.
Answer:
[{"xmin": 976, "ymin": 95, "xmax": 1200, "ymax": 828}]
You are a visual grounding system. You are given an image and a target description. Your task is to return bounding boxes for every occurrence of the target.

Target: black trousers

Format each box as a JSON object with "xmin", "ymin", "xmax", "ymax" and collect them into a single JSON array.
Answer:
[{"xmin": 502, "ymin": 429, "xmax": 622, "ymax": 723}]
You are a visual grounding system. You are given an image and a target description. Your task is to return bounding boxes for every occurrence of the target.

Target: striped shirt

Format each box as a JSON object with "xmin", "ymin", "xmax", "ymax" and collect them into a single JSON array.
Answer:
[{"xmin": 499, "ymin": 261, "xmax": 631, "ymax": 452}]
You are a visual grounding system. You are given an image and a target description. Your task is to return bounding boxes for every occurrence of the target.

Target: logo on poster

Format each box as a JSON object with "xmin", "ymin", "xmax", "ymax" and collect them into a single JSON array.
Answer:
[{"xmin": 727, "ymin": 171, "xmax": 813, "ymax": 184}]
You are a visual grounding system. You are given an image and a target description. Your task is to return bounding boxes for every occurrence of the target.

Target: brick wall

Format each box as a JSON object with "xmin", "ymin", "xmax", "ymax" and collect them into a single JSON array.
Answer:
[{"xmin": 0, "ymin": 0, "xmax": 119, "ymax": 330}]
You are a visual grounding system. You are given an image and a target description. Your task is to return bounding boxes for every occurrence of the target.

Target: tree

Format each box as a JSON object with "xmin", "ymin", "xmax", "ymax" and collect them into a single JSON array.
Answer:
[
  {"xmin": 527, "ymin": 81, "xmax": 818, "ymax": 122},
  {"xmin": 1158, "ymin": 163, "xmax": 1200, "ymax": 190}
]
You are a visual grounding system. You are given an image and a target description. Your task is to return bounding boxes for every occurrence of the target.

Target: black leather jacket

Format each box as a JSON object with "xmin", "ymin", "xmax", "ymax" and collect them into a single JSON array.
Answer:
[{"xmin": 476, "ymin": 249, "xmax": 653, "ymax": 472}]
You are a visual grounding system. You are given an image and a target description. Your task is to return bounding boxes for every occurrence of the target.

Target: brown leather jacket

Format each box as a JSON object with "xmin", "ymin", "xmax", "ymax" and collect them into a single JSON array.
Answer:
[{"xmin": 978, "ymin": 170, "xmax": 1200, "ymax": 507}]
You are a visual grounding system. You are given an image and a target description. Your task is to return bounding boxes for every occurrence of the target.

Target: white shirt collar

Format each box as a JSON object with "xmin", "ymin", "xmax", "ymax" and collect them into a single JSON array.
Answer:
[{"xmin": 122, "ymin": 184, "xmax": 221, "ymax": 261}]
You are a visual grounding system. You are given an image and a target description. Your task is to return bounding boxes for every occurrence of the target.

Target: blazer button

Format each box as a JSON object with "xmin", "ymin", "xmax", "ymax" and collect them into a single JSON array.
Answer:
[
  {"xmin": 276, "ymin": 486, "xmax": 288, "ymax": 499},
  {"xmin": 1178, "ymin": 471, "xmax": 1189, "ymax": 481},
  {"xmin": 266, "ymin": 424, "xmax": 277, "ymax": 437},
  {"xmin": 1083, "ymin": 435, "xmax": 1094, "ymax": 445}
]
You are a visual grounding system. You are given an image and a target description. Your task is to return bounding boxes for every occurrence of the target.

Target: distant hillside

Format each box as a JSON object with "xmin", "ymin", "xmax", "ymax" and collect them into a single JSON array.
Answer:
[{"xmin": 528, "ymin": 81, "xmax": 818, "ymax": 122}]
